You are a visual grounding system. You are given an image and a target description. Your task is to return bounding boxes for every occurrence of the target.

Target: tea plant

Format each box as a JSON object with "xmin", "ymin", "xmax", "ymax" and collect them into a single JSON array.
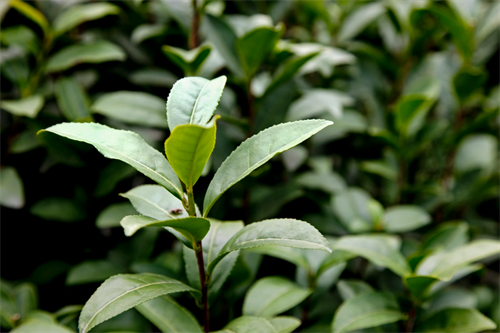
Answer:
[{"xmin": 39, "ymin": 76, "xmax": 333, "ymax": 332}]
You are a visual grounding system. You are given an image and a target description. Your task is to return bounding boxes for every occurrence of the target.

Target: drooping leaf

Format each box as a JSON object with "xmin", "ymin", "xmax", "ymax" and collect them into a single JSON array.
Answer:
[
  {"xmin": 91, "ymin": 91, "xmax": 168, "ymax": 128},
  {"xmin": 166, "ymin": 75, "xmax": 226, "ymax": 131},
  {"xmin": 215, "ymin": 316, "xmax": 278, "ymax": 333},
  {"xmin": 120, "ymin": 185, "xmax": 187, "ymax": 221},
  {"xmin": 416, "ymin": 239, "xmax": 500, "ymax": 280},
  {"xmin": 236, "ymin": 25, "xmax": 283, "ymax": 79},
  {"xmin": 1, "ymin": 95, "xmax": 44, "ymax": 118},
  {"xmin": 382, "ymin": 205, "xmax": 431, "ymax": 233},
  {"xmin": 53, "ymin": 3, "xmax": 120, "ymax": 36},
  {"xmin": 162, "ymin": 44, "xmax": 211, "ymax": 75},
  {"xmin": 78, "ymin": 273, "xmax": 197, "ymax": 333},
  {"xmin": 0, "ymin": 166, "xmax": 25, "ymax": 209},
  {"xmin": 243, "ymin": 276, "xmax": 311, "ymax": 318},
  {"xmin": 203, "ymin": 14, "xmax": 244, "ymax": 78},
  {"xmin": 207, "ymin": 219, "xmax": 331, "ymax": 275},
  {"xmin": 45, "ymin": 41, "xmax": 126, "ymax": 73},
  {"xmin": 203, "ymin": 119, "xmax": 332, "ymax": 216},
  {"xmin": 40, "ymin": 123, "xmax": 183, "ymax": 199},
  {"xmin": 415, "ymin": 308, "xmax": 497, "ymax": 333},
  {"xmin": 135, "ymin": 295, "xmax": 202, "ymax": 333},
  {"xmin": 331, "ymin": 235, "xmax": 411, "ymax": 277},
  {"xmin": 54, "ymin": 77, "xmax": 92, "ymax": 122},
  {"xmin": 269, "ymin": 317, "xmax": 301, "ymax": 333},
  {"xmin": 96, "ymin": 203, "xmax": 137, "ymax": 228},
  {"xmin": 331, "ymin": 291, "xmax": 405, "ymax": 333},
  {"xmin": 165, "ymin": 120, "xmax": 217, "ymax": 188},
  {"xmin": 120, "ymin": 215, "xmax": 210, "ymax": 245}
]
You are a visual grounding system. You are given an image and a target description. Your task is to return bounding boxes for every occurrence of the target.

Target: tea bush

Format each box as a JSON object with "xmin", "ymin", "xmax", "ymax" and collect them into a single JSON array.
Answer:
[{"xmin": 1, "ymin": 1, "xmax": 499, "ymax": 333}]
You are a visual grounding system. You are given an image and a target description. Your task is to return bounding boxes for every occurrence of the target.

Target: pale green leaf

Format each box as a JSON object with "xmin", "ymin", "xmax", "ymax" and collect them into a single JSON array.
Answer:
[
  {"xmin": 11, "ymin": 319, "xmax": 75, "ymax": 333},
  {"xmin": 120, "ymin": 215, "xmax": 210, "ymax": 245},
  {"xmin": 135, "ymin": 295, "xmax": 202, "ymax": 333},
  {"xmin": 91, "ymin": 91, "xmax": 168, "ymax": 129},
  {"xmin": 332, "ymin": 235, "xmax": 411, "ymax": 277},
  {"xmin": 422, "ymin": 221, "xmax": 469, "ymax": 251},
  {"xmin": 331, "ymin": 188, "xmax": 373, "ymax": 233},
  {"xmin": 415, "ymin": 308, "xmax": 496, "ymax": 333},
  {"xmin": 287, "ymin": 89, "xmax": 353, "ymax": 121},
  {"xmin": 0, "ymin": 166, "xmax": 24, "ymax": 209},
  {"xmin": 96, "ymin": 203, "xmax": 137, "ymax": 228},
  {"xmin": 131, "ymin": 24, "xmax": 167, "ymax": 44},
  {"xmin": 454, "ymin": 134, "xmax": 497, "ymax": 174},
  {"xmin": 54, "ymin": 77, "xmax": 92, "ymax": 122},
  {"xmin": 416, "ymin": 239, "xmax": 500, "ymax": 280},
  {"xmin": 269, "ymin": 317, "xmax": 301, "ymax": 333},
  {"xmin": 78, "ymin": 273, "xmax": 197, "ymax": 333},
  {"xmin": 165, "ymin": 121, "xmax": 217, "ymax": 188},
  {"xmin": 207, "ymin": 219, "xmax": 331, "ymax": 275},
  {"xmin": 53, "ymin": 3, "xmax": 120, "ymax": 36},
  {"xmin": 337, "ymin": 280, "xmax": 374, "ymax": 301},
  {"xmin": 331, "ymin": 291, "xmax": 405, "ymax": 333},
  {"xmin": 166, "ymin": 76, "xmax": 226, "ymax": 131},
  {"xmin": 1, "ymin": 95, "xmax": 44, "ymax": 118},
  {"xmin": 382, "ymin": 205, "xmax": 431, "ymax": 233},
  {"xmin": 120, "ymin": 185, "xmax": 187, "ymax": 221},
  {"xmin": 45, "ymin": 41, "xmax": 126, "ymax": 73},
  {"xmin": 338, "ymin": 2, "xmax": 386, "ymax": 43},
  {"xmin": 243, "ymin": 276, "xmax": 311, "ymax": 318},
  {"xmin": 66, "ymin": 260, "xmax": 123, "ymax": 286},
  {"xmin": 215, "ymin": 316, "xmax": 278, "ymax": 333},
  {"xmin": 41, "ymin": 123, "xmax": 183, "ymax": 199},
  {"xmin": 203, "ymin": 119, "xmax": 332, "ymax": 216}
]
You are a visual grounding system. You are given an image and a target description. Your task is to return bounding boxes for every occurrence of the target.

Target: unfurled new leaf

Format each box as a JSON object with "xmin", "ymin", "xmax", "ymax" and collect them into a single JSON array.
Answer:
[{"xmin": 165, "ymin": 120, "xmax": 218, "ymax": 188}]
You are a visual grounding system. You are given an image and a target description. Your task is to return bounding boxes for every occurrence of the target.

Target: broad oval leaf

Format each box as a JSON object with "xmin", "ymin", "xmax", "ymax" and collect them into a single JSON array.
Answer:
[
  {"xmin": 78, "ymin": 273, "xmax": 197, "ymax": 333},
  {"xmin": 120, "ymin": 215, "xmax": 210, "ymax": 245},
  {"xmin": 331, "ymin": 235, "xmax": 411, "ymax": 277},
  {"xmin": 331, "ymin": 291, "xmax": 405, "ymax": 333},
  {"xmin": 215, "ymin": 316, "xmax": 278, "ymax": 333},
  {"xmin": 207, "ymin": 219, "xmax": 331, "ymax": 275},
  {"xmin": 415, "ymin": 308, "xmax": 497, "ymax": 333},
  {"xmin": 203, "ymin": 119, "xmax": 332, "ymax": 216},
  {"xmin": 166, "ymin": 76, "xmax": 226, "ymax": 131},
  {"xmin": 40, "ymin": 123, "xmax": 183, "ymax": 199},
  {"xmin": 165, "ymin": 120, "xmax": 217, "ymax": 188},
  {"xmin": 0, "ymin": 166, "xmax": 25, "ymax": 209},
  {"xmin": 243, "ymin": 276, "xmax": 311, "ymax": 318},
  {"xmin": 45, "ymin": 41, "xmax": 126, "ymax": 73},
  {"xmin": 416, "ymin": 239, "xmax": 500, "ymax": 280},
  {"xmin": 135, "ymin": 295, "xmax": 202, "ymax": 333},
  {"xmin": 1, "ymin": 95, "xmax": 44, "ymax": 118},
  {"xmin": 53, "ymin": 3, "xmax": 120, "ymax": 36},
  {"xmin": 91, "ymin": 91, "xmax": 168, "ymax": 128},
  {"xmin": 54, "ymin": 77, "xmax": 92, "ymax": 122},
  {"xmin": 120, "ymin": 185, "xmax": 187, "ymax": 221},
  {"xmin": 382, "ymin": 205, "xmax": 431, "ymax": 233}
]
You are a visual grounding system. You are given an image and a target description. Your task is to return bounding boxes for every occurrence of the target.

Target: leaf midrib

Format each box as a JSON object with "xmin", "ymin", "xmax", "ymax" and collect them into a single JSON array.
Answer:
[{"xmin": 189, "ymin": 81, "xmax": 210, "ymax": 124}]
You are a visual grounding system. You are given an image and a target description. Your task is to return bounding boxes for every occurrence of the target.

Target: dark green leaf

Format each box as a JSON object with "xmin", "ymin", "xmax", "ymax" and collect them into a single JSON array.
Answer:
[
  {"xmin": 415, "ymin": 308, "xmax": 496, "ymax": 333},
  {"xmin": 54, "ymin": 77, "xmax": 92, "ymax": 122}
]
